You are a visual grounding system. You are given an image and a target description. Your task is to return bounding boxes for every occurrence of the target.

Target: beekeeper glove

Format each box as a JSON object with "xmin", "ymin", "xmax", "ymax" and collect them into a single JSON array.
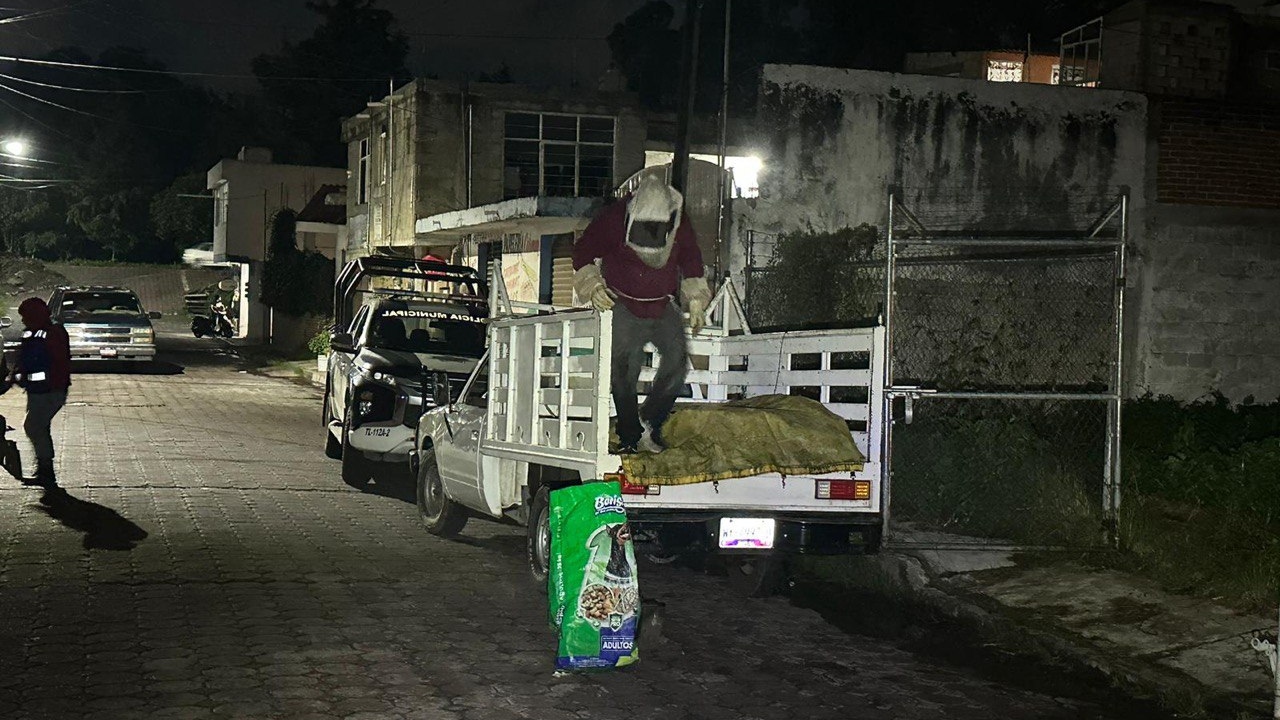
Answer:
[
  {"xmin": 681, "ymin": 277, "xmax": 711, "ymax": 334},
  {"xmin": 573, "ymin": 263, "xmax": 615, "ymax": 312}
]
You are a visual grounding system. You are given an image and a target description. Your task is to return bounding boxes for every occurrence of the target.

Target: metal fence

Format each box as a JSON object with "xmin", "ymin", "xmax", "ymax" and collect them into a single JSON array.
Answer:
[
  {"xmin": 742, "ymin": 190, "xmax": 1128, "ymax": 549},
  {"xmin": 883, "ymin": 192, "xmax": 1128, "ymax": 549}
]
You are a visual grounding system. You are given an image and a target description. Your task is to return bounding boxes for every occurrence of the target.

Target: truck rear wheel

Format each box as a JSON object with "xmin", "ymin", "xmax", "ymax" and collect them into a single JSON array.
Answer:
[
  {"xmin": 416, "ymin": 450, "xmax": 468, "ymax": 537},
  {"xmin": 527, "ymin": 486, "xmax": 551, "ymax": 589},
  {"xmin": 723, "ymin": 555, "xmax": 786, "ymax": 598}
]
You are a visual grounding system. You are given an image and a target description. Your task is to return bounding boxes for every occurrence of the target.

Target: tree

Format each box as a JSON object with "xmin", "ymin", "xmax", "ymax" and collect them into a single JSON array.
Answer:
[
  {"xmin": 476, "ymin": 62, "xmax": 514, "ymax": 84},
  {"xmin": 150, "ymin": 173, "xmax": 213, "ymax": 263},
  {"xmin": 606, "ymin": 1, "xmax": 682, "ymax": 109},
  {"xmin": 253, "ymin": 0, "xmax": 410, "ymax": 166},
  {"xmin": 260, "ymin": 209, "xmax": 333, "ymax": 317},
  {"xmin": 0, "ymin": 45, "xmax": 237, "ymax": 262}
]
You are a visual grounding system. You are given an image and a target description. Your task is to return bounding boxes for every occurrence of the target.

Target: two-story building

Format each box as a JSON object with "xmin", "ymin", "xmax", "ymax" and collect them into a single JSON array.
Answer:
[
  {"xmin": 206, "ymin": 147, "xmax": 346, "ymax": 339},
  {"xmin": 339, "ymin": 80, "xmax": 648, "ymax": 306}
]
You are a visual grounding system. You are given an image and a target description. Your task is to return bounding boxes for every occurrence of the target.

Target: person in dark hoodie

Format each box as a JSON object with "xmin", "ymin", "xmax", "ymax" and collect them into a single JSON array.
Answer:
[{"xmin": 7, "ymin": 298, "xmax": 72, "ymax": 487}]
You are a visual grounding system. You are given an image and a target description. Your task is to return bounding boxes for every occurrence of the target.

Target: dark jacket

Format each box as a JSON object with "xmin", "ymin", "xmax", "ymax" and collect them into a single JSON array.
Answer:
[{"xmin": 16, "ymin": 299, "xmax": 71, "ymax": 393}]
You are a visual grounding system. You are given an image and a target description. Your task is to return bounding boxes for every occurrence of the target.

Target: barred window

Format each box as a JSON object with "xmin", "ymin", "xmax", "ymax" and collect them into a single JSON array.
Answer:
[{"xmin": 503, "ymin": 112, "xmax": 616, "ymax": 200}]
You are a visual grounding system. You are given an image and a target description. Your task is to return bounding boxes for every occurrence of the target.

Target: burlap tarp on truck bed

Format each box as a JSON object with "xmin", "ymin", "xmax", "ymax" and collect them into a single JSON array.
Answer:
[{"xmin": 618, "ymin": 395, "xmax": 864, "ymax": 486}]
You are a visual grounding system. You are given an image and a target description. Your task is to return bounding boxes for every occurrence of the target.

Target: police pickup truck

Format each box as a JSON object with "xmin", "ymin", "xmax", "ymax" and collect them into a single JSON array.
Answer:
[{"xmin": 322, "ymin": 257, "xmax": 487, "ymax": 487}]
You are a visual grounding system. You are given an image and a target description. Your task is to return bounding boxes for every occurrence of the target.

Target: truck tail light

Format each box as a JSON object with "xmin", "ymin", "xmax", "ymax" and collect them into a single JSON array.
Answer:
[
  {"xmin": 815, "ymin": 479, "xmax": 870, "ymax": 501},
  {"xmin": 606, "ymin": 473, "xmax": 660, "ymax": 496}
]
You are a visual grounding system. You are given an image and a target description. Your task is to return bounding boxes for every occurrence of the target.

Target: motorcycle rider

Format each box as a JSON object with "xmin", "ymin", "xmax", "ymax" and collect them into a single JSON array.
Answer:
[
  {"xmin": 572, "ymin": 174, "xmax": 711, "ymax": 454},
  {"xmin": 211, "ymin": 297, "xmax": 234, "ymax": 337},
  {"xmin": 6, "ymin": 298, "xmax": 72, "ymax": 488}
]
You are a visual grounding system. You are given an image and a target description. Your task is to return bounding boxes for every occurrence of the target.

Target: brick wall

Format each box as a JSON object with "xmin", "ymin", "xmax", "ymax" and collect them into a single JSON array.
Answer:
[{"xmin": 1156, "ymin": 99, "xmax": 1280, "ymax": 208}]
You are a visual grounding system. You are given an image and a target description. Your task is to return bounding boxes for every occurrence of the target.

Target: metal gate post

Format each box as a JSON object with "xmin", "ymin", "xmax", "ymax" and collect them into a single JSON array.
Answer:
[
  {"xmin": 880, "ymin": 190, "xmax": 898, "ymax": 543},
  {"xmin": 1102, "ymin": 193, "xmax": 1128, "ymax": 548}
]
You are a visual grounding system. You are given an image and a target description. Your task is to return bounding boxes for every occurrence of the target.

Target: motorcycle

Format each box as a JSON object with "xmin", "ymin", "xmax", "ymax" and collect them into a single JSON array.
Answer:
[{"xmin": 191, "ymin": 299, "xmax": 236, "ymax": 339}]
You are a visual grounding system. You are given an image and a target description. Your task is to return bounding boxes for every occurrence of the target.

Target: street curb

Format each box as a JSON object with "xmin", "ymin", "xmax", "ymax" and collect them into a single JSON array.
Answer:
[{"xmin": 830, "ymin": 552, "xmax": 1255, "ymax": 719}]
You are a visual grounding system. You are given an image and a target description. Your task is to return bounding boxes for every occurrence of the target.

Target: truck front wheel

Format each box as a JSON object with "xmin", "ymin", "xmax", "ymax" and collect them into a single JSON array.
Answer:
[
  {"xmin": 415, "ymin": 450, "xmax": 468, "ymax": 537},
  {"xmin": 340, "ymin": 405, "xmax": 368, "ymax": 487},
  {"xmin": 527, "ymin": 486, "xmax": 551, "ymax": 589}
]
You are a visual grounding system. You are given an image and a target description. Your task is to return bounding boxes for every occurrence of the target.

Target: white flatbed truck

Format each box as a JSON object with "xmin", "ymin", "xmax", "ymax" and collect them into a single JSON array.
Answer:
[{"xmin": 412, "ymin": 279, "xmax": 887, "ymax": 595}]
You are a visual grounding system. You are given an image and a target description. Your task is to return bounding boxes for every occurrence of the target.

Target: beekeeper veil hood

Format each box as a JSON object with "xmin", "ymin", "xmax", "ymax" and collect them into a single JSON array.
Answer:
[{"xmin": 625, "ymin": 174, "xmax": 683, "ymax": 269}]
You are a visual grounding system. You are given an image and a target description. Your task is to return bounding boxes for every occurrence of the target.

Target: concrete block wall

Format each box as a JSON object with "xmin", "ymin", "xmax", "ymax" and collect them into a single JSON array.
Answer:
[
  {"xmin": 1142, "ymin": 6, "xmax": 1232, "ymax": 99},
  {"xmin": 1156, "ymin": 99, "xmax": 1280, "ymax": 209},
  {"xmin": 1136, "ymin": 207, "xmax": 1280, "ymax": 402}
]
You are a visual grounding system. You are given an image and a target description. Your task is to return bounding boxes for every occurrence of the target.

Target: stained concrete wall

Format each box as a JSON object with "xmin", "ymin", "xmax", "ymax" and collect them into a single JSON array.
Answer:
[
  {"xmin": 750, "ymin": 65, "xmax": 1147, "ymax": 237},
  {"xmin": 740, "ymin": 65, "xmax": 1149, "ymax": 394},
  {"xmin": 745, "ymin": 64, "xmax": 1280, "ymax": 402}
]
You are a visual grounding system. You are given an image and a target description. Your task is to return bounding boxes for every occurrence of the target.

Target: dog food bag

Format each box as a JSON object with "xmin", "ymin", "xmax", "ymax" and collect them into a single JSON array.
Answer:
[{"xmin": 548, "ymin": 481, "xmax": 641, "ymax": 670}]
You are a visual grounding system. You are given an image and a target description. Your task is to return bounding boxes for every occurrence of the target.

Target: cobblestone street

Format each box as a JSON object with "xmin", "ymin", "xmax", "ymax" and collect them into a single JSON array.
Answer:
[{"xmin": 0, "ymin": 334, "xmax": 1133, "ymax": 720}]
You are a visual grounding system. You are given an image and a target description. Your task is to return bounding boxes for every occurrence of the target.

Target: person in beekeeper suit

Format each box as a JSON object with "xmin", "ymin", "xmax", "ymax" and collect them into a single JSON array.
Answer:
[{"xmin": 572, "ymin": 174, "xmax": 711, "ymax": 454}]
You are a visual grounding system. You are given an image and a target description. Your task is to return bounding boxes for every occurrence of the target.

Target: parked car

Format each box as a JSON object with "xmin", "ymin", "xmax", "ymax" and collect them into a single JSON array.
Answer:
[
  {"xmin": 47, "ymin": 286, "xmax": 162, "ymax": 362},
  {"xmin": 181, "ymin": 242, "xmax": 215, "ymax": 267}
]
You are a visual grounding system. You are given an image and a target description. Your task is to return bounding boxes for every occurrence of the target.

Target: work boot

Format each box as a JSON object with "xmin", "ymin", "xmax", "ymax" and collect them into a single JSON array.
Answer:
[
  {"xmin": 638, "ymin": 420, "xmax": 667, "ymax": 454},
  {"xmin": 35, "ymin": 458, "xmax": 57, "ymax": 488}
]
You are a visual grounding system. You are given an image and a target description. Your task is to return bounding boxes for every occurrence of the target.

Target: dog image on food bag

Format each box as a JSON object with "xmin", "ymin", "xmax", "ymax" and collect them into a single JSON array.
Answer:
[{"xmin": 604, "ymin": 523, "xmax": 633, "ymax": 580}]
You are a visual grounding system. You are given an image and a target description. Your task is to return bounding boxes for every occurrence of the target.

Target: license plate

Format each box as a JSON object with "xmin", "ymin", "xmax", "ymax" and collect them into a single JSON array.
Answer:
[
  {"xmin": 718, "ymin": 518, "xmax": 776, "ymax": 549},
  {"xmin": 99, "ymin": 347, "xmax": 118, "ymax": 358}
]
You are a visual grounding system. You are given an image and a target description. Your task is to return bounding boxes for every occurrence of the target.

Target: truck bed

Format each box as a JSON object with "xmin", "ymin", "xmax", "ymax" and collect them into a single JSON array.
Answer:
[{"xmin": 479, "ymin": 306, "xmax": 886, "ymax": 519}]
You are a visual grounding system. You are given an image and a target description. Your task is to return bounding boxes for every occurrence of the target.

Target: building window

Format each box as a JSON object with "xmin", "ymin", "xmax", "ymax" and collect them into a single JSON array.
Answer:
[
  {"xmin": 357, "ymin": 138, "xmax": 370, "ymax": 204},
  {"xmin": 503, "ymin": 112, "xmax": 616, "ymax": 200},
  {"xmin": 380, "ymin": 128, "xmax": 389, "ymax": 186},
  {"xmin": 214, "ymin": 186, "xmax": 228, "ymax": 227},
  {"xmin": 1052, "ymin": 64, "xmax": 1089, "ymax": 86},
  {"xmin": 987, "ymin": 60, "xmax": 1024, "ymax": 82}
]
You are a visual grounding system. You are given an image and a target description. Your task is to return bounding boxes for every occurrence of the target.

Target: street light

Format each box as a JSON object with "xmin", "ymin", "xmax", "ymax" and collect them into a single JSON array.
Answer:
[{"xmin": 3, "ymin": 139, "xmax": 28, "ymax": 157}]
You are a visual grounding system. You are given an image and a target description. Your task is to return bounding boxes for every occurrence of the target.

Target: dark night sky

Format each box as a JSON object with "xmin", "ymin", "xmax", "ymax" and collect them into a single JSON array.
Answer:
[{"xmin": 0, "ymin": 0, "xmax": 654, "ymax": 90}]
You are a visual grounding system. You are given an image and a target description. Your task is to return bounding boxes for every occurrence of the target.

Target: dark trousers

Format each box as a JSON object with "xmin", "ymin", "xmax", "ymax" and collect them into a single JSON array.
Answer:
[
  {"xmin": 611, "ymin": 303, "xmax": 688, "ymax": 446},
  {"xmin": 25, "ymin": 390, "xmax": 66, "ymax": 463}
]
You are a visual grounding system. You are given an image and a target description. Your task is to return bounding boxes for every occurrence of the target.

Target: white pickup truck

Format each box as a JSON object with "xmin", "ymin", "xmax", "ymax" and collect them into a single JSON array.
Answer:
[{"xmin": 411, "ymin": 280, "xmax": 887, "ymax": 595}]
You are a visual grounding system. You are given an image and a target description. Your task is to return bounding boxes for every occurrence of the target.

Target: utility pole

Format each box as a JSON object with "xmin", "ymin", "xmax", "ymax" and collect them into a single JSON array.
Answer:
[
  {"xmin": 714, "ymin": 0, "xmax": 733, "ymax": 282},
  {"xmin": 671, "ymin": 0, "xmax": 704, "ymax": 195}
]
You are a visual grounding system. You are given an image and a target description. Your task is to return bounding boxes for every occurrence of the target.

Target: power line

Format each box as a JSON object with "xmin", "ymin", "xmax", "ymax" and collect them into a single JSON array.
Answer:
[
  {"xmin": 0, "ymin": 88, "xmax": 78, "ymax": 141},
  {"xmin": 0, "ymin": 1, "xmax": 92, "ymax": 26},
  {"xmin": 0, "ymin": 70, "xmax": 151, "ymax": 94},
  {"xmin": 0, "ymin": 79, "xmax": 190, "ymax": 134},
  {"xmin": 0, "ymin": 52, "xmax": 406, "ymax": 83}
]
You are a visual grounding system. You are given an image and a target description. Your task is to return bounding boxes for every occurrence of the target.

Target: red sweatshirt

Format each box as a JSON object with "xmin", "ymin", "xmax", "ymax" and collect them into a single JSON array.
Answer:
[{"xmin": 572, "ymin": 197, "xmax": 704, "ymax": 319}]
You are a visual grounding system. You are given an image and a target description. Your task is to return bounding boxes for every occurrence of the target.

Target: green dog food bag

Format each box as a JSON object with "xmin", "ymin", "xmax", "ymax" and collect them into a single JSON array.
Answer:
[{"xmin": 548, "ymin": 481, "xmax": 641, "ymax": 670}]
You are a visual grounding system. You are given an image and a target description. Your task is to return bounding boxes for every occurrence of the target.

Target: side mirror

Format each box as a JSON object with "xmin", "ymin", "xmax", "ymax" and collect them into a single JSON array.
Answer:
[
  {"xmin": 431, "ymin": 371, "xmax": 452, "ymax": 409},
  {"xmin": 330, "ymin": 332, "xmax": 356, "ymax": 353},
  {"xmin": 148, "ymin": 311, "xmax": 163, "ymax": 320},
  {"xmin": 0, "ymin": 317, "xmax": 10, "ymax": 329}
]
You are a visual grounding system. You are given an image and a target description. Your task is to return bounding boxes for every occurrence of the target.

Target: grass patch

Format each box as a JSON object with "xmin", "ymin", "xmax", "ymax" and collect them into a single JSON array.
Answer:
[
  {"xmin": 891, "ymin": 400, "xmax": 1107, "ymax": 547},
  {"xmin": 890, "ymin": 394, "xmax": 1280, "ymax": 613}
]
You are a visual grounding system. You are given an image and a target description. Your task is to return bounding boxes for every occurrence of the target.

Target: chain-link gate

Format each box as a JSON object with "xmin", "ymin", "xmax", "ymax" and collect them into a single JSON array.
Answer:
[{"xmin": 882, "ymin": 191, "xmax": 1128, "ymax": 550}]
